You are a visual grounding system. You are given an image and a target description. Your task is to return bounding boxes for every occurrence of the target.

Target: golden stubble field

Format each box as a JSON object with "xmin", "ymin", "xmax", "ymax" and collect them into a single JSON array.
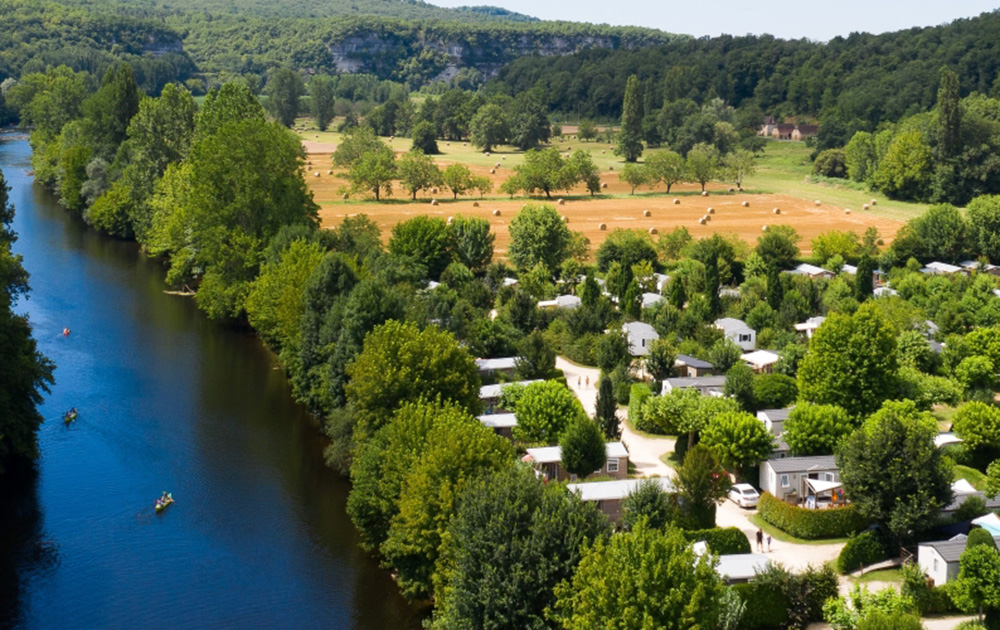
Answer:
[{"xmin": 302, "ymin": 143, "xmax": 902, "ymax": 258}]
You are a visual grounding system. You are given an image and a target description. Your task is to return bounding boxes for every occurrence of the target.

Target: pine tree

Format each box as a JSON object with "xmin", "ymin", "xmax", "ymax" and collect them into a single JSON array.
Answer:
[
  {"xmin": 615, "ymin": 75, "xmax": 643, "ymax": 163},
  {"xmin": 596, "ymin": 376, "xmax": 620, "ymax": 439},
  {"xmin": 766, "ymin": 262, "xmax": 783, "ymax": 310}
]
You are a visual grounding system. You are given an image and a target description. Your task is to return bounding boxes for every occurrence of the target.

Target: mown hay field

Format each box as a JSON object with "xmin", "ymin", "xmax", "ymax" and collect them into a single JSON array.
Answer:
[{"xmin": 299, "ymin": 126, "xmax": 914, "ymax": 259}]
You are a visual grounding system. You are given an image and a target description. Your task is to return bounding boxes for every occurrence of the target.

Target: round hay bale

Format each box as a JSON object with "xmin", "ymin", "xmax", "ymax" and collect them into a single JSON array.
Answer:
[
  {"xmin": 773, "ymin": 208, "xmax": 781, "ymax": 214},
  {"xmin": 643, "ymin": 210, "xmax": 651, "ymax": 217},
  {"xmin": 609, "ymin": 166, "xmax": 614, "ymax": 171},
  {"xmin": 502, "ymin": 156, "xmax": 506, "ymax": 160},
  {"xmin": 863, "ymin": 203, "xmax": 870, "ymax": 210},
  {"xmin": 327, "ymin": 170, "xmax": 333, "ymax": 175},
  {"xmin": 742, "ymin": 201, "xmax": 749, "ymax": 207},
  {"xmin": 845, "ymin": 209, "xmax": 852, "ymax": 215},
  {"xmin": 446, "ymin": 142, "xmax": 450, "ymax": 146},
  {"xmin": 601, "ymin": 182, "xmax": 609, "ymax": 189},
  {"xmin": 561, "ymin": 215, "xmax": 569, "ymax": 223},
  {"xmin": 707, "ymin": 207, "xmax": 715, "ymax": 214},
  {"xmin": 871, "ymin": 199, "xmax": 878, "ymax": 205},
  {"xmin": 489, "ymin": 169, "xmax": 495, "ymax": 174},
  {"xmin": 815, "ymin": 200, "xmax": 821, "ymax": 206},
  {"xmin": 473, "ymin": 201, "xmax": 479, "ymax": 207},
  {"xmin": 493, "ymin": 209, "xmax": 501, "ymax": 216},
  {"xmin": 608, "ymin": 145, "xmax": 614, "ymax": 150},
  {"xmin": 601, "ymin": 150, "xmax": 606, "ymax": 154},
  {"xmin": 314, "ymin": 135, "xmax": 319, "ymax": 139},
  {"xmin": 431, "ymin": 199, "xmax": 439, "ymax": 206},
  {"xmin": 463, "ymin": 142, "xmax": 467, "ymax": 147},
  {"xmin": 599, "ymin": 223, "xmax": 607, "ymax": 231},
  {"xmin": 673, "ymin": 198, "xmax": 680, "ymax": 205},
  {"xmin": 648, "ymin": 227, "xmax": 658, "ymax": 235},
  {"xmin": 485, "ymin": 151, "xmax": 491, "ymax": 157},
  {"xmin": 703, "ymin": 215, "xmax": 710, "ymax": 222},
  {"xmin": 738, "ymin": 187, "xmax": 744, "ymax": 192},
  {"xmin": 342, "ymin": 193, "xmax": 349, "ymax": 200},
  {"xmin": 557, "ymin": 199, "xmax": 565, "ymax": 205},
  {"xmin": 701, "ymin": 191, "xmax": 708, "ymax": 197},
  {"xmin": 495, "ymin": 162, "xmax": 501, "ymax": 168},
  {"xmin": 390, "ymin": 136, "xmax": 395, "ymax": 141},
  {"xmin": 307, "ymin": 160, "xmax": 312, "ymax": 166},
  {"xmin": 447, "ymin": 216, "xmax": 453, "ymax": 224},
  {"xmin": 698, "ymin": 218, "xmax": 706, "ymax": 225},
  {"xmin": 728, "ymin": 187, "xmax": 735, "ymax": 192},
  {"xmin": 431, "ymin": 187, "xmax": 439, "ymax": 194},
  {"xmin": 314, "ymin": 171, "xmax": 320, "ymax": 177}
]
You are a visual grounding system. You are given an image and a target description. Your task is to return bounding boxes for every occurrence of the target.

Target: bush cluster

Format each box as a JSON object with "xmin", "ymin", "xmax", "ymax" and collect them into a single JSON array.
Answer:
[
  {"xmin": 836, "ymin": 531, "xmax": 887, "ymax": 574},
  {"xmin": 734, "ymin": 564, "xmax": 837, "ymax": 630},
  {"xmin": 628, "ymin": 383, "xmax": 655, "ymax": 432},
  {"xmin": 680, "ymin": 527, "xmax": 751, "ymax": 555},
  {"xmin": 757, "ymin": 492, "xmax": 868, "ymax": 540}
]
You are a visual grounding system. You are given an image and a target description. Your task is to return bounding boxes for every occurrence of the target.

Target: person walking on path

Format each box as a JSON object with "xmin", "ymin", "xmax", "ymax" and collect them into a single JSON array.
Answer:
[
  {"xmin": 756, "ymin": 529, "xmax": 764, "ymax": 552},
  {"xmin": 767, "ymin": 535, "xmax": 772, "ymax": 552}
]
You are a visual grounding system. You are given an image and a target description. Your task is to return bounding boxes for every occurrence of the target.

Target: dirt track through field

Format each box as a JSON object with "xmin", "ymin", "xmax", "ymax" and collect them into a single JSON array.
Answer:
[{"xmin": 303, "ymin": 148, "xmax": 902, "ymax": 258}]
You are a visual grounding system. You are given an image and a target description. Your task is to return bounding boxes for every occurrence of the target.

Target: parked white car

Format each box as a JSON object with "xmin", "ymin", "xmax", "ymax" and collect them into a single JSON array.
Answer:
[{"xmin": 728, "ymin": 483, "xmax": 760, "ymax": 509}]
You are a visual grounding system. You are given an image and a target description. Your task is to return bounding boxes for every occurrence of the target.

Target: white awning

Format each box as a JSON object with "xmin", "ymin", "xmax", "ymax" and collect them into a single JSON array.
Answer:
[
  {"xmin": 805, "ymin": 478, "xmax": 842, "ymax": 494},
  {"xmin": 934, "ymin": 432, "xmax": 963, "ymax": 448}
]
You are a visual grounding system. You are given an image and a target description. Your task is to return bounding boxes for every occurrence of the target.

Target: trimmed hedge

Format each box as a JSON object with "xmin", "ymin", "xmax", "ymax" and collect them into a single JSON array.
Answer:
[
  {"xmin": 836, "ymin": 531, "xmax": 886, "ymax": 574},
  {"xmin": 734, "ymin": 582, "xmax": 788, "ymax": 630},
  {"xmin": 682, "ymin": 527, "xmax": 751, "ymax": 554},
  {"xmin": 757, "ymin": 492, "xmax": 867, "ymax": 540},
  {"xmin": 628, "ymin": 383, "xmax": 653, "ymax": 432}
]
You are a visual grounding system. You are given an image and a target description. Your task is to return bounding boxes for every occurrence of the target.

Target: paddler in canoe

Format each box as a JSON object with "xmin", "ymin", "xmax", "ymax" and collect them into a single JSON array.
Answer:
[
  {"xmin": 63, "ymin": 408, "xmax": 78, "ymax": 424},
  {"xmin": 155, "ymin": 492, "xmax": 173, "ymax": 512}
]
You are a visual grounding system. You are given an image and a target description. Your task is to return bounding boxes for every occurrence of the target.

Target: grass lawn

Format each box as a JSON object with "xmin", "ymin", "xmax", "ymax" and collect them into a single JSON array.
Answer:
[
  {"xmin": 749, "ymin": 141, "xmax": 928, "ymax": 223},
  {"xmin": 660, "ymin": 451, "xmax": 682, "ymax": 468},
  {"xmin": 954, "ymin": 464, "xmax": 988, "ymax": 490},
  {"xmin": 748, "ymin": 514, "xmax": 852, "ymax": 546},
  {"xmin": 932, "ymin": 405, "xmax": 959, "ymax": 430},
  {"xmin": 850, "ymin": 567, "xmax": 903, "ymax": 584}
]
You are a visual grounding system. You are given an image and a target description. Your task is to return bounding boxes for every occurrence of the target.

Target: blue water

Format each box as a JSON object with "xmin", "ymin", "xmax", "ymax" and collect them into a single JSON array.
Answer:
[{"xmin": 0, "ymin": 136, "xmax": 420, "ymax": 629}]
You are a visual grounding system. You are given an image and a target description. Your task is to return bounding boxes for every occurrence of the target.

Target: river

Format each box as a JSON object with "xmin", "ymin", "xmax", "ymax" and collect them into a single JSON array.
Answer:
[{"xmin": 0, "ymin": 136, "xmax": 421, "ymax": 629}]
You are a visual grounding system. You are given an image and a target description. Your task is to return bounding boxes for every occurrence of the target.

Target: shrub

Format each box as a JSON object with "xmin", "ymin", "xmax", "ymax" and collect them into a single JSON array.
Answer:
[
  {"xmin": 681, "ymin": 527, "xmax": 752, "ymax": 555},
  {"xmin": 954, "ymin": 495, "xmax": 989, "ymax": 522},
  {"xmin": 968, "ymin": 527, "xmax": 999, "ymax": 550},
  {"xmin": 757, "ymin": 492, "xmax": 868, "ymax": 540},
  {"xmin": 628, "ymin": 383, "xmax": 654, "ymax": 432},
  {"xmin": 902, "ymin": 561, "xmax": 957, "ymax": 615},
  {"xmin": 735, "ymin": 563, "xmax": 834, "ymax": 630},
  {"xmin": 856, "ymin": 611, "xmax": 923, "ymax": 630},
  {"xmin": 734, "ymin": 581, "xmax": 788, "ymax": 630},
  {"xmin": 813, "ymin": 149, "xmax": 847, "ymax": 178},
  {"xmin": 802, "ymin": 564, "xmax": 840, "ymax": 621},
  {"xmin": 836, "ymin": 531, "xmax": 887, "ymax": 574}
]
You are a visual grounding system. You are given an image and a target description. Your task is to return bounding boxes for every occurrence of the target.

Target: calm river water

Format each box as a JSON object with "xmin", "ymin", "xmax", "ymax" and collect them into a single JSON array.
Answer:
[{"xmin": 0, "ymin": 136, "xmax": 421, "ymax": 629}]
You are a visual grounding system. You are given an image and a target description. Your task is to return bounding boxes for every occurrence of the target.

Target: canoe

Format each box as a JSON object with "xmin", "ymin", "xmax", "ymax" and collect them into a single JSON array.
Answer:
[
  {"xmin": 155, "ymin": 494, "xmax": 174, "ymax": 512},
  {"xmin": 63, "ymin": 411, "xmax": 78, "ymax": 424}
]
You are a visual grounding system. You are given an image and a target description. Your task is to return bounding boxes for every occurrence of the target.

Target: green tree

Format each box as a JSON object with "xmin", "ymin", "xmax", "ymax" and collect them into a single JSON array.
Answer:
[
  {"xmin": 513, "ymin": 380, "xmax": 586, "ymax": 444},
  {"xmin": 845, "ymin": 131, "xmax": 877, "ymax": 183},
  {"xmin": 568, "ymin": 150, "xmax": 601, "ymax": 196},
  {"xmin": 621, "ymin": 162, "xmax": 648, "ymax": 194},
  {"xmin": 686, "ymin": 142, "xmax": 720, "ymax": 191},
  {"xmin": 577, "ymin": 119, "xmax": 597, "ymax": 142},
  {"xmin": 855, "ymin": 254, "xmax": 876, "ymax": 301},
  {"xmin": 381, "ymin": 407, "xmax": 513, "ymax": 599},
  {"xmin": 244, "ymin": 238, "xmax": 325, "ymax": 352},
  {"xmin": 266, "ymin": 67, "xmax": 304, "ymax": 128},
  {"xmin": 874, "ymin": 130, "xmax": 932, "ymax": 201},
  {"xmin": 724, "ymin": 363, "xmax": 756, "ymax": 412},
  {"xmin": 783, "ymin": 403, "xmax": 854, "ymax": 456},
  {"xmin": 333, "ymin": 126, "xmax": 385, "ymax": 168},
  {"xmin": 836, "ymin": 399, "xmax": 953, "ymax": 541},
  {"xmin": 754, "ymin": 373, "xmax": 798, "ymax": 410},
  {"xmin": 0, "ymin": 171, "xmax": 55, "ymax": 473},
  {"xmin": 615, "ymin": 74, "xmax": 644, "ymax": 162},
  {"xmin": 511, "ymin": 148, "xmax": 576, "ymax": 199},
  {"xmin": 560, "ymin": 416, "xmax": 607, "ymax": 477},
  {"xmin": 967, "ymin": 195, "xmax": 1000, "ymax": 263},
  {"xmin": 508, "ymin": 90, "xmax": 550, "ymax": 150},
  {"xmin": 951, "ymin": 544, "xmax": 1000, "ymax": 622},
  {"xmin": 388, "ymin": 215, "xmax": 453, "ymax": 279},
  {"xmin": 595, "ymin": 376, "xmax": 620, "ymax": 440},
  {"xmin": 756, "ymin": 225, "xmax": 801, "ymax": 270},
  {"xmin": 515, "ymin": 329, "xmax": 555, "ymax": 380},
  {"xmin": 148, "ymin": 114, "xmax": 318, "ymax": 320},
  {"xmin": 645, "ymin": 338, "xmax": 677, "ymax": 383},
  {"xmin": 469, "ymin": 103, "xmax": 508, "ymax": 152},
  {"xmin": 508, "ymin": 203, "xmax": 571, "ymax": 272},
  {"xmin": 986, "ymin": 460, "xmax": 1000, "ymax": 499},
  {"xmin": 622, "ymin": 479, "xmax": 679, "ymax": 530},
  {"xmin": 442, "ymin": 162, "xmax": 474, "ymax": 199},
  {"xmin": 84, "ymin": 62, "xmax": 142, "ymax": 155},
  {"xmin": 410, "ymin": 120, "xmax": 439, "ymax": 155},
  {"xmin": 552, "ymin": 522, "xmax": 724, "ymax": 629},
  {"xmin": 309, "ymin": 75, "xmax": 335, "ymax": 131},
  {"xmin": 345, "ymin": 320, "xmax": 481, "ymax": 444},
  {"xmin": 347, "ymin": 399, "xmax": 463, "ymax": 551},
  {"xmin": 722, "ymin": 149, "xmax": 757, "ymax": 188},
  {"xmin": 938, "ymin": 67, "xmax": 961, "ymax": 160},
  {"xmin": 348, "ymin": 145, "xmax": 396, "ymax": 200},
  {"xmin": 953, "ymin": 402, "xmax": 1000, "ymax": 461},
  {"xmin": 447, "ymin": 215, "xmax": 493, "ymax": 273},
  {"xmin": 673, "ymin": 444, "xmax": 731, "ymax": 529},
  {"xmin": 396, "ymin": 150, "xmax": 442, "ymax": 200},
  {"xmin": 645, "ymin": 150, "xmax": 686, "ymax": 192},
  {"xmin": 797, "ymin": 303, "xmax": 899, "ymax": 417},
  {"xmin": 431, "ymin": 466, "xmax": 610, "ymax": 629},
  {"xmin": 709, "ymin": 338, "xmax": 742, "ymax": 373},
  {"xmin": 700, "ymin": 411, "xmax": 775, "ymax": 476}
]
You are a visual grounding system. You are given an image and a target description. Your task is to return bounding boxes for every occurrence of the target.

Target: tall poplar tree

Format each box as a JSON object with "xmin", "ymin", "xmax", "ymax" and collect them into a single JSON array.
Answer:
[
  {"xmin": 309, "ymin": 76, "xmax": 335, "ymax": 132},
  {"xmin": 937, "ymin": 67, "xmax": 961, "ymax": 160},
  {"xmin": 615, "ymin": 74, "xmax": 643, "ymax": 163}
]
